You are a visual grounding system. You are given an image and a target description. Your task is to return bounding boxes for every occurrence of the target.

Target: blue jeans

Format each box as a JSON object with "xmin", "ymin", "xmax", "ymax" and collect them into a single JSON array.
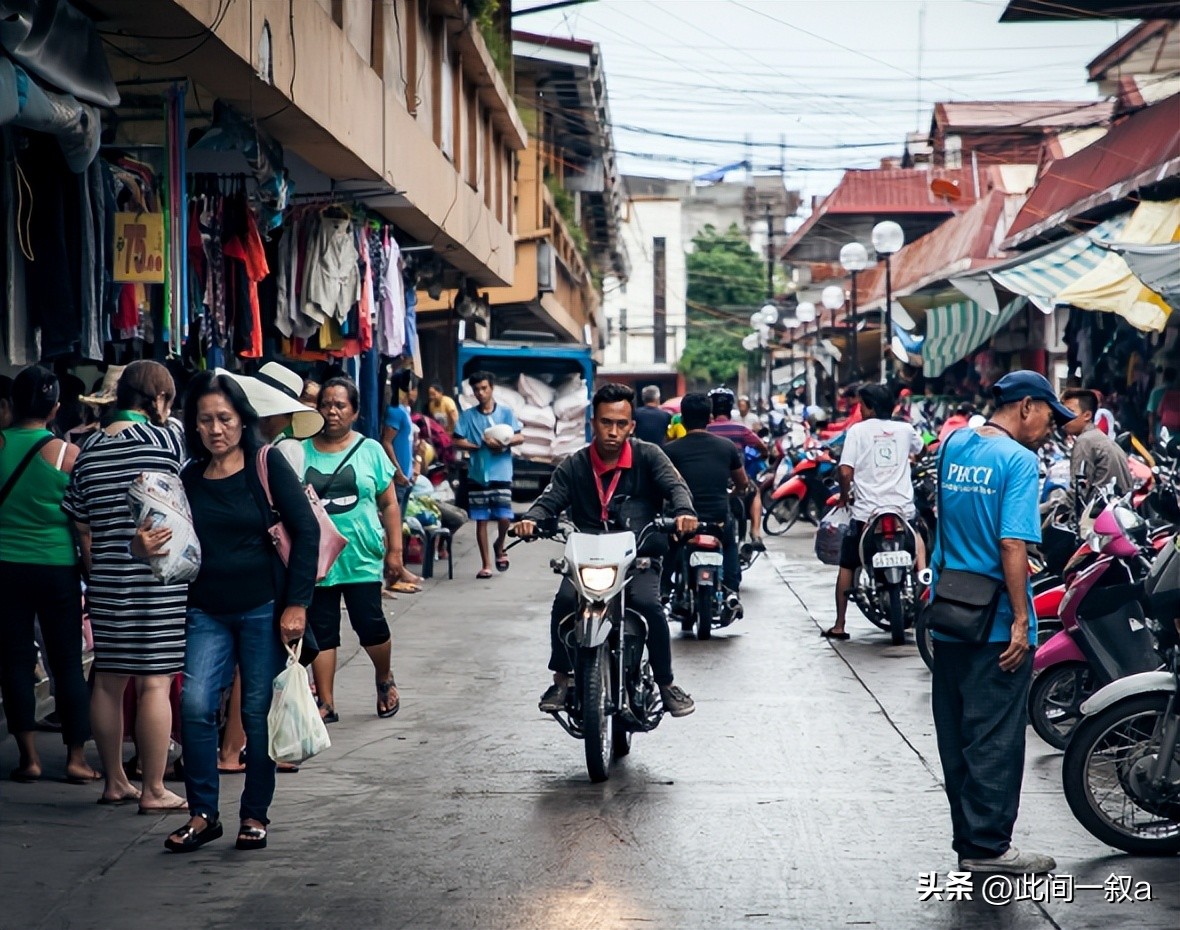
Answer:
[{"xmin": 181, "ymin": 602, "xmax": 285, "ymax": 825}]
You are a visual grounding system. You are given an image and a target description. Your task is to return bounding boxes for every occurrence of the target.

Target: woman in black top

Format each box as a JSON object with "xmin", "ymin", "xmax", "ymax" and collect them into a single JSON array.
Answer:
[{"xmin": 141, "ymin": 372, "xmax": 318, "ymax": 853}]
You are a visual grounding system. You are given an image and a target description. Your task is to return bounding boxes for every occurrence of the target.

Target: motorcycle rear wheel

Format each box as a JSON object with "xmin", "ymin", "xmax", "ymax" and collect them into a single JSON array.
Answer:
[
  {"xmin": 1028, "ymin": 661, "xmax": 1096, "ymax": 750},
  {"xmin": 887, "ymin": 586, "xmax": 906, "ymax": 646},
  {"xmin": 579, "ymin": 646, "xmax": 613, "ymax": 783},
  {"xmin": 1062, "ymin": 692, "xmax": 1180, "ymax": 855},
  {"xmin": 696, "ymin": 587, "xmax": 714, "ymax": 641},
  {"xmin": 763, "ymin": 497, "xmax": 800, "ymax": 536}
]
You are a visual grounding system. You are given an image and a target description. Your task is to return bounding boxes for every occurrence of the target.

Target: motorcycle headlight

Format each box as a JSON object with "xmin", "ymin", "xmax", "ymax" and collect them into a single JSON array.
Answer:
[{"xmin": 579, "ymin": 566, "xmax": 618, "ymax": 593}]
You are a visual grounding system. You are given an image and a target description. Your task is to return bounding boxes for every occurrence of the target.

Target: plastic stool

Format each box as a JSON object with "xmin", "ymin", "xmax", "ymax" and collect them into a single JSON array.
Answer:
[{"xmin": 421, "ymin": 525, "xmax": 453, "ymax": 580}]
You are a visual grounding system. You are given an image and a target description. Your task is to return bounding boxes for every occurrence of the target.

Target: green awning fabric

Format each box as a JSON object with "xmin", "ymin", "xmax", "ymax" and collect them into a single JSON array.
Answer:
[{"xmin": 922, "ymin": 299, "xmax": 1024, "ymax": 378}]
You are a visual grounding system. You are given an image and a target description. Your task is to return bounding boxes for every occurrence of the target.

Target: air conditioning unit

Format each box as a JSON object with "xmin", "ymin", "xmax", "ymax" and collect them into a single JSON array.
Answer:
[{"xmin": 537, "ymin": 241, "xmax": 556, "ymax": 293}]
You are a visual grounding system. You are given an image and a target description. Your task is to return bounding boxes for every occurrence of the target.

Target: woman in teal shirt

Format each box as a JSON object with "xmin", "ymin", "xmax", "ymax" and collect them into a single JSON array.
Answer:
[
  {"xmin": 0, "ymin": 366, "xmax": 97, "ymax": 784},
  {"xmin": 304, "ymin": 377, "xmax": 405, "ymax": 722}
]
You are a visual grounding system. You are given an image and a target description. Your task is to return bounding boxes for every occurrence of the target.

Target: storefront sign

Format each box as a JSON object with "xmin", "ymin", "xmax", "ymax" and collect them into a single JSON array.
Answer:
[{"xmin": 113, "ymin": 212, "xmax": 166, "ymax": 283}]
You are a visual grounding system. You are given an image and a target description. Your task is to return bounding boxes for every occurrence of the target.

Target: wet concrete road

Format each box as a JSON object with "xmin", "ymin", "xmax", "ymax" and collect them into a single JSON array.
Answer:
[{"xmin": 2, "ymin": 526, "xmax": 1177, "ymax": 930}]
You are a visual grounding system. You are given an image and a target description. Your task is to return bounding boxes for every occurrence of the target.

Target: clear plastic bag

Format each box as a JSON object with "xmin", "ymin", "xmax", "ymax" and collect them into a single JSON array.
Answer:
[
  {"xmin": 815, "ymin": 506, "xmax": 852, "ymax": 566},
  {"xmin": 267, "ymin": 641, "xmax": 331, "ymax": 765},
  {"xmin": 126, "ymin": 472, "xmax": 202, "ymax": 584}
]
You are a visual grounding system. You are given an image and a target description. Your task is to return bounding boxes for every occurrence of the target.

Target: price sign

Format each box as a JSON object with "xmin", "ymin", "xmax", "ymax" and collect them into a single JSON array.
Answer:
[{"xmin": 113, "ymin": 212, "xmax": 166, "ymax": 283}]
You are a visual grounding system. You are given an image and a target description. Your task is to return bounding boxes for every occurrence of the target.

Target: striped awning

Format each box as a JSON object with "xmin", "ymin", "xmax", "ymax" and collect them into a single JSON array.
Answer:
[
  {"xmin": 987, "ymin": 214, "xmax": 1128, "ymax": 313},
  {"xmin": 950, "ymin": 213, "xmax": 1128, "ymax": 314},
  {"xmin": 922, "ymin": 299, "xmax": 1024, "ymax": 378}
]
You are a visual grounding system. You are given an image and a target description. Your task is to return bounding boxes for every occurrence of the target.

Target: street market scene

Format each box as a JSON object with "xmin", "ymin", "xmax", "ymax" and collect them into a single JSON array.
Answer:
[{"xmin": 1, "ymin": 1, "xmax": 1180, "ymax": 928}]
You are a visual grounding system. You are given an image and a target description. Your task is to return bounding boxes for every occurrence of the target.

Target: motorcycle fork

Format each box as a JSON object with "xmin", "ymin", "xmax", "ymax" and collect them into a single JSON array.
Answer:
[{"xmin": 1148, "ymin": 689, "xmax": 1180, "ymax": 788}]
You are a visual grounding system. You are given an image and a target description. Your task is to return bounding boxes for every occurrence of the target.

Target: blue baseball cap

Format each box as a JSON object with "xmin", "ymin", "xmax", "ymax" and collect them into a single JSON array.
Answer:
[{"xmin": 992, "ymin": 371, "xmax": 1076, "ymax": 427}]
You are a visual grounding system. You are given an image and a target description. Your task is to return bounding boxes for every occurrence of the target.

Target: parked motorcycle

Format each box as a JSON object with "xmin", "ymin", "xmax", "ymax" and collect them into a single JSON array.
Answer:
[
  {"xmin": 1061, "ymin": 535, "xmax": 1180, "ymax": 854},
  {"xmin": 510, "ymin": 517, "xmax": 677, "ymax": 783},
  {"xmin": 763, "ymin": 442, "xmax": 838, "ymax": 536},
  {"xmin": 1029, "ymin": 499, "xmax": 1162, "ymax": 749},
  {"xmin": 848, "ymin": 510, "xmax": 921, "ymax": 646},
  {"xmin": 667, "ymin": 521, "xmax": 741, "ymax": 640}
]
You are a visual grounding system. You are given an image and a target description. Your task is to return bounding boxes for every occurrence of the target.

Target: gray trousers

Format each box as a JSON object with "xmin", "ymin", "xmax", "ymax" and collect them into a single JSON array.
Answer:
[{"xmin": 931, "ymin": 641, "xmax": 1032, "ymax": 860}]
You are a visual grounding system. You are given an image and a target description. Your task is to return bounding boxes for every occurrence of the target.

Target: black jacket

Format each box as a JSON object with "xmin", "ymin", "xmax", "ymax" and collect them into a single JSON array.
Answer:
[{"xmin": 524, "ymin": 439, "xmax": 695, "ymax": 547}]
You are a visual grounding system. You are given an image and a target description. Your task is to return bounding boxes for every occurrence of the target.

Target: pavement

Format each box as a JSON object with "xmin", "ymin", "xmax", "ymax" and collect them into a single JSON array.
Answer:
[{"xmin": 1, "ymin": 524, "xmax": 1178, "ymax": 930}]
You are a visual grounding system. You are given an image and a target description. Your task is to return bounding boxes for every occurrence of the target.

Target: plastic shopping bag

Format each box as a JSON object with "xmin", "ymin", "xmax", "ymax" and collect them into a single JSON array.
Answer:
[
  {"xmin": 126, "ymin": 472, "xmax": 202, "ymax": 583},
  {"xmin": 267, "ymin": 641, "xmax": 331, "ymax": 765},
  {"xmin": 815, "ymin": 506, "xmax": 852, "ymax": 566}
]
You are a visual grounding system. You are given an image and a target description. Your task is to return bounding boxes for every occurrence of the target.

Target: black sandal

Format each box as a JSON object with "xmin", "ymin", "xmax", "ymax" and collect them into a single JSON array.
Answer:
[
  {"xmin": 316, "ymin": 696, "xmax": 339, "ymax": 724},
  {"xmin": 164, "ymin": 813, "xmax": 222, "ymax": 853},
  {"xmin": 820, "ymin": 628, "xmax": 851, "ymax": 641},
  {"xmin": 235, "ymin": 823, "xmax": 268, "ymax": 851},
  {"xmin": 377, "ymin": 676, "xmax": 400, "ymax": 719}
]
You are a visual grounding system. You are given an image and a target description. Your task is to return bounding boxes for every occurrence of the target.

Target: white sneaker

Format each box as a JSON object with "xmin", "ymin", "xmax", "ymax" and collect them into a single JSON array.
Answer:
[{"xmin": 959, "ymin": 846, "xmax": 1057, "ymax": 874}]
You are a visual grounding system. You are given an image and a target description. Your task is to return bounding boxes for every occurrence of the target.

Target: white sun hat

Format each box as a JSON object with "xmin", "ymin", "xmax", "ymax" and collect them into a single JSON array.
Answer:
[{"xmin": 218, "ymin": 362, "xmax": 325, "ymax": 439}]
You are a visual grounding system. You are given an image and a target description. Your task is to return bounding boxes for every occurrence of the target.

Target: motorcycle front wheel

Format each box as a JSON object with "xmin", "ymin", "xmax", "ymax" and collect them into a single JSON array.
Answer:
[
  {"xmin": 887, "ymin": 585, "xmax": 905, "ymax": 646},
  {"xmin": 915, "ymin": 612, "xmax": 934, "ymax": 671},
  {"xmin": 579, "ymin": 645, "xmax": 613, "ymax": 783},
  {"xmin": 1028, "ymin": 661, "xmax": 1097, "ymax": 750},
  {"xmin": 1062, "ymin": 692, "xmax": 1180, "ymax": 855},
  {"xmin": 763, "ymin": 497, "xmax": 801, "ymax": 536}
]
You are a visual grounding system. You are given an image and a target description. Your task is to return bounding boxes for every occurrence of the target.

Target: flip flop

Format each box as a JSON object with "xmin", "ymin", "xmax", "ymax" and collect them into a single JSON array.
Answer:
[
  {"xmin": 138, "ymin": 797, "xmax": 190, "ymax": 815},
  {"xmin": 495, "ymin": 554, "xmax": 510, "ymax": 572},
  {"xmin": 8, "ymin": 768, "xmax": 41, "ymax": 784},
  {"xmin": 96, "ymin": 794, "xmax": 140, "ymax": 806},
  {"xmin": 377, "ymin": 677, "xmax": 400, "ymax": 719},
  {"xmin": 217, "ymin": 764, "xmax": 247, "ymax": 775},
  {"xmin": 277, "ymin": 763, "xmax": 300, "ymax": 774},
  {"xmin": 64, "ymin": 770, "xmax": 103, "ymax": 785},
  {"xmin": 476, "ymin": 569, "xmax": 493, "ymax": 579},
  {"xmin": 820, "ymin": 628, "xmax": 851, "ymax": 641},
  {"xmin": 389, "ymin": 581, "xmax": 421, "ymax": 594}
]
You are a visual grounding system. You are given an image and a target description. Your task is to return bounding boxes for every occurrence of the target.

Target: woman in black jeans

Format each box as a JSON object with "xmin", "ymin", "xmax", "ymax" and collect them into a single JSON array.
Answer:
[
  {"xmin": 138, "ymin": 372, "xmax": 319, "ymax": 852},
  {"xmin": 0, "ymin": 366, "xmax": 97, "ymax": 784}
]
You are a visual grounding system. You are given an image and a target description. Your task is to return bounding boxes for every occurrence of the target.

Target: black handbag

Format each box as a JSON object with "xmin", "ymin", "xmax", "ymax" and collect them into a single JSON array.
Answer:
[{"xmin": 923, "ymin": 436, "xmax": 1003, "ymax": 643}]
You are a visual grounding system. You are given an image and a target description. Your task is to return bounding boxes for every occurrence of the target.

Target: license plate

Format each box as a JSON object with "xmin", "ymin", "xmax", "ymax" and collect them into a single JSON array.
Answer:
[
  {"xmin": 872, "ymin": 551, "xmax": 912, "ymax": 569},
  {"xmin": 689, "ymin": 552, "xmax": 724, "ymax": 567}
]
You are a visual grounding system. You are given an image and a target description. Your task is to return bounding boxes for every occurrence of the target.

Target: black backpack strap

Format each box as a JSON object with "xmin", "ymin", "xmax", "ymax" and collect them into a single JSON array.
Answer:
[
  {"xmin": 321, "ymin": 437, "xmax": 365, "ymax": 498},
  {"xmin": 0, "ymin": 436, "xmax": 54, "ymax": 510}
]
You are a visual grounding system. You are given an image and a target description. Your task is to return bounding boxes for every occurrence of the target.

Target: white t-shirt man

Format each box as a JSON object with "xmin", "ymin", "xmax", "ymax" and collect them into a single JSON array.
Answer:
[{"xmin": 839, "ymin": 418, "xmax": 923, "ymax": 521}]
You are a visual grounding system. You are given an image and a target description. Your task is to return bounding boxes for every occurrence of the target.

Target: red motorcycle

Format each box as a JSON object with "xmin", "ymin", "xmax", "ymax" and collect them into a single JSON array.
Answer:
[{"xmin": 762, "ymin": 440, "xmax": 838, "ymax": 536}]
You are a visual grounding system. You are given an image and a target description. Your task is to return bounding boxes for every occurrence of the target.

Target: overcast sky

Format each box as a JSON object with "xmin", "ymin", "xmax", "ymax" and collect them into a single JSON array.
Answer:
[{"xmin": 514, "ymin": 0, "xmax": 1128, "ymax": 224}]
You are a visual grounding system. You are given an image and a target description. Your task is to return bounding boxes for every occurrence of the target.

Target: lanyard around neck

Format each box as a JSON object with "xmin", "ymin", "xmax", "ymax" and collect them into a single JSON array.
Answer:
[{"xmin": 596, "ymin": 465, "xmax": 624, "ymax": 524}]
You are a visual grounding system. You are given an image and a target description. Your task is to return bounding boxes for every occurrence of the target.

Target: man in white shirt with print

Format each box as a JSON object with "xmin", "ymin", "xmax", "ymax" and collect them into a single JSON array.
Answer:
[{"xmin": 824, "ymin": 383, "xmax": 925, "ymax": 640}]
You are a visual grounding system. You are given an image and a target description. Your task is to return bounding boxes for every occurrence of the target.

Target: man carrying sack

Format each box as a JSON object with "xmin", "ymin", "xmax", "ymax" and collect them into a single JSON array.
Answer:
[{"xmin": 928, "ymin": 371, "xmax": 1074, "ymax": 875}]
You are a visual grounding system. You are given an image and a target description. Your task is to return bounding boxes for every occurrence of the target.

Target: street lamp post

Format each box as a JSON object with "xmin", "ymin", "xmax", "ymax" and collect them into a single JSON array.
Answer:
[
  {"xmin": 839, "ymin": 242, "xmax": 869, "ymax": 380},
  {"xmin": 748, "ymin": 304, "xmax": 779, "ymax": 405},
  {"xmin": 821, "ymin": 284, "xmax": 845, "ymax": 411},
  {"xmin": 796, "ymin": 301, "xmax": 816, "ymax": 405},
  {"xmin": 870, "ymin": 222, "xmax": 904, "ymax": 385}
]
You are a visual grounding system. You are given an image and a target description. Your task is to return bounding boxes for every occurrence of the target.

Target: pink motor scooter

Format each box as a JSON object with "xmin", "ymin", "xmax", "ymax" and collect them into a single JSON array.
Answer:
[{"xmin": 1027, "ymin": 499, "xmax": 1162, "ymax": 750}]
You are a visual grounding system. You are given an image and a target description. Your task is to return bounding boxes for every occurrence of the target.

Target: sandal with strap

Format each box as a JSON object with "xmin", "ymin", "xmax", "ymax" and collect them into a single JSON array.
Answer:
[
  {"xmin": 164, "ymin": 813, "xmax": 223, "ymax": 853},
  {"xmin": 235, "ymin": 823, "xmax": 268, "ymax": 851},
  {"xmin": 377, "ymin": 676, "xmax": 400, "ymax": 719}
]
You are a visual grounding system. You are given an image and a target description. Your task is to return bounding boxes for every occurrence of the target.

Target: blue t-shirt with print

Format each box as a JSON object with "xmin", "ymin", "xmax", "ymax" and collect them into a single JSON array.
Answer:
[
  {"xmin": 383, "ymin": 404, "xmax": 414, "ymax": 476},
  {"xmin": 931, "ymin": 428, "xmax": 1040, "ymax": 644},
  {"xmin": 456, "ymin": 403, "xmax": 522, "ymax": 485}
]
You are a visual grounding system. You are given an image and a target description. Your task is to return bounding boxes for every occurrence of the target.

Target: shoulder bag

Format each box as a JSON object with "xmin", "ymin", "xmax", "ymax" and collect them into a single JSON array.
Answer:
[
  {"xmin": 257, "ymin": 441, "xmax": 357, "ymax": 582},
  {"xmin": 0, "ymin": 435, "xmax": 54, "ymax": 509},
  {"xmin": 922, "ymin": 433, "xmax": 1004, "ymax": 643}
]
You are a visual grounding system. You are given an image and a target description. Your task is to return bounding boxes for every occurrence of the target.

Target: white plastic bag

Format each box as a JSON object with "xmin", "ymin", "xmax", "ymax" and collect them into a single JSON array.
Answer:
[
  {"xmin": 267, "ymin": 641, "xmax": 331, "ymax": 765},
  {"xmin": 126, "ymin": 472, "xmax": 202, "ymax": 584}
]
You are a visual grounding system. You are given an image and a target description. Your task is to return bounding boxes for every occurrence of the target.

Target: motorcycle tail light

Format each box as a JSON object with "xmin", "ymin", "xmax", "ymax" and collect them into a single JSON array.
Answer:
[
  {"xmin": 690, "ymin": 534, "xmax": 721, "ymax": 549},
  {"xmin": 879, "ymin": 515, "xmax": 899, "ymax": 537}
]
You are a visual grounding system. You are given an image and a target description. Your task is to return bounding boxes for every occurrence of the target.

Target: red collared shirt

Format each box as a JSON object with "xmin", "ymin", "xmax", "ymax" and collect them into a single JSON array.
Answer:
[{"xmin": 588, "ymin": 441, "xmax": 633, "ymax": 522}]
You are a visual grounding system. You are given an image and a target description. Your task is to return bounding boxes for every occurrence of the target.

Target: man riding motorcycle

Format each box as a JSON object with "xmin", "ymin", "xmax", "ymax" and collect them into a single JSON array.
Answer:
[
  {"xmin": 663, "ymin": 392, "xmax": 748, "ymax": 595},
  {"xmin": 706, "ymin": 387, "xmax": 767, "ymax": 554},
  {"xmin": 511, "ymin": 383, "xmax": 699, "ymax": 718}
]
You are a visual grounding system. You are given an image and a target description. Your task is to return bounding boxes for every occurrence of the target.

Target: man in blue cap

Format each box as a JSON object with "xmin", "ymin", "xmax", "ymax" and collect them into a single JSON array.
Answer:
[{"xmin": 930, "ymin": 370, "xmax": 1074, "ymax": 875}]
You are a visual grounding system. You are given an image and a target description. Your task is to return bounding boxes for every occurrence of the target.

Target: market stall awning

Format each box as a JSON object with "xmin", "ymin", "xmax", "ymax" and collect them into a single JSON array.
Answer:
[
  {"xmin": 922, "ymin": 299, "xmax": 1024, "ymax": 378},
  {"xmin": 1094, "ymin": 240, "xmax": 1180, "ymax": 311},
  {"xmin": 951, "ymin": 213, "xmax": 1129, "ymax": 314},
  {"xmin": 1055, "ymin": 199, "xmax": 1180, "ymax": 331}
]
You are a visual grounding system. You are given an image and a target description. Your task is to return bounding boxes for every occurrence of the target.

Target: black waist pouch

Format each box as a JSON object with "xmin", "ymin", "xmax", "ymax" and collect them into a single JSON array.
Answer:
[{"xmin": 924, "ymin": 569, "xmax": 1003, "ymax": 642}]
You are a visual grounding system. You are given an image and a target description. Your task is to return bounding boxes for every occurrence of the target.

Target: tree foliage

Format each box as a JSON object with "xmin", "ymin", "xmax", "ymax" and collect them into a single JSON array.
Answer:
[
  {"xmin": 679, "ymin": 223, "xmax": 766, "ymax": 385},
  {"xmin": 685, "ymin": 223, "xmax": 766, "ymax": 308}
]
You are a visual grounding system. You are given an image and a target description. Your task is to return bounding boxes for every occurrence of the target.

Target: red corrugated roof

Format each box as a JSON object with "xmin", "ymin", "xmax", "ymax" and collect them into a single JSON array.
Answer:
[
  {"xmin": 781, "ymin": 167, "xmax": 979, "ymax": 257},
  {"xmin": 861, "ymin": 190, "xmax": 1011, "ymax": 309},
  {"xmin": 1004, "ymin": 94, "xmax": 1180, "ymax": 247},
  {"xmin": 934, "ymin": 100, "xmax": 1114, "ymax": 131}
]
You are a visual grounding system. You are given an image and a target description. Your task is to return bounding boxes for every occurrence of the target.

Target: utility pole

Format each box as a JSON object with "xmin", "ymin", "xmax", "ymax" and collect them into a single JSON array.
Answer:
[{"xmin": 765, "ymin": 206, "xmax": 775, "ymax": 300}]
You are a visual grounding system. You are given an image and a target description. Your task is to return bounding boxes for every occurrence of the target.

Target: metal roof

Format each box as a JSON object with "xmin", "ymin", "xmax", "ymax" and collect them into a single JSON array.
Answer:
[
  {"xmin": 1000, "ymin": 1, "xmax": 1180, "ymax": 21},
  {"xmin": 1002, "ymin": 94, "xmax": 1180, "ymax": 248},
  {"xmin": 933, "ymin": 100, "xmax": 1114, "ymax": 131}
]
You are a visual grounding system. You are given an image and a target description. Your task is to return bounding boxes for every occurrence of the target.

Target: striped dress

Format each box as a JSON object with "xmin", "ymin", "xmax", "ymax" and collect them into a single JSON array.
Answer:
[{"xmin": 62, "ymin": 423, "xmax": 189, "ymax": 674}]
